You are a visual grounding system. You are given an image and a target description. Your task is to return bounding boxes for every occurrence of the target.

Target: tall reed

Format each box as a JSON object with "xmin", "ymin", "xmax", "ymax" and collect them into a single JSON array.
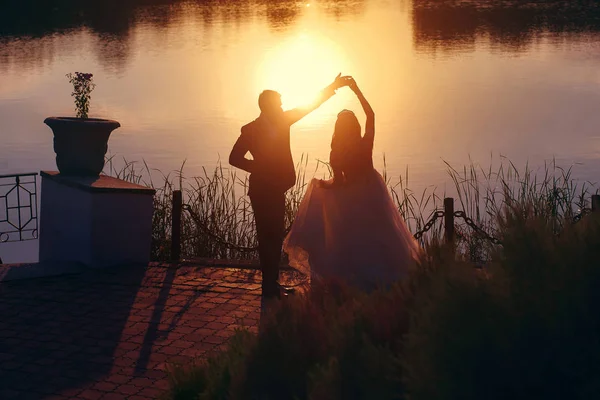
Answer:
[
  {"xmin": 105, "ymin": 155, "xmax": 597, "ymax": 263},
  {"xmin": 444, "ymin": 156, "xmax": 596, "ymax": 262}
]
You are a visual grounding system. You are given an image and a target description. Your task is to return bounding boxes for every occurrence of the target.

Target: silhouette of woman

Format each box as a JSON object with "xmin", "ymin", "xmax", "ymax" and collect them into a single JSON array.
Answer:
[{"xmin": 283, "ymin": 77, "xmax": 421, "ymax": 291}]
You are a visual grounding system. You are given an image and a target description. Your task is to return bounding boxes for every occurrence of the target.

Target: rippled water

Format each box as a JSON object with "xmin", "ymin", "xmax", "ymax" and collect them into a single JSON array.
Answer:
[{"xmin": 2, "ymin": 0, "xmax": 600, "ymax": 261}]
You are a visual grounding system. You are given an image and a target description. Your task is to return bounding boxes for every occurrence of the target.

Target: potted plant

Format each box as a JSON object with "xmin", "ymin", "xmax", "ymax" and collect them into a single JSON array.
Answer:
[{"xmin": 44, "ymin": 72, "xmax": 120, "ymax": 176}]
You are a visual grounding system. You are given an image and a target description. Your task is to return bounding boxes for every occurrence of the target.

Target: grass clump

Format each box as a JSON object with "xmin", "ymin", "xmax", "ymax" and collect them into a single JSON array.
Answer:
[{"xmin": 404, "ymin": 207, "xmax": 600, "ymax": 400}]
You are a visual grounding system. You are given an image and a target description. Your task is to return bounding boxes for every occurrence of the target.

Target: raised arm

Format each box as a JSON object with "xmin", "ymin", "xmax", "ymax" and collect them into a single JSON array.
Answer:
[
  {"xmin": 229, "ymin": 126, "xmax": 254, "ymax": 174},
  {"xmin": 285, "ymin": 73, "xmax": 347, "ymax": 125},
  {"xmin": 348, "ymin": 78, "xmax": 375, "ymax": 148}
]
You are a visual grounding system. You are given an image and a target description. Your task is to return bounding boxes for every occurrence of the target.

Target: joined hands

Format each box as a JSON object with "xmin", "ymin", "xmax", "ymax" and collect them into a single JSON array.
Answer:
[{"xmin": 331, "ymin": 73, "xmax": 360, "ymax": 93}]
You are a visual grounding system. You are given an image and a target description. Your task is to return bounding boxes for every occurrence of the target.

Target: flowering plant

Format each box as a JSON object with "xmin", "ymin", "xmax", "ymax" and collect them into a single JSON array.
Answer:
[{"xmin": 66, "ymin": 72, "xmax": 96, "ymax": 119}]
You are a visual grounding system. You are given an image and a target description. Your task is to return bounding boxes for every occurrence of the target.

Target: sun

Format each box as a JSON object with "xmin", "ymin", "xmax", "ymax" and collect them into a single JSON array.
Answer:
[{"xmin": 256, "ymin": 33, "xmax": 348, "ymax": 109}]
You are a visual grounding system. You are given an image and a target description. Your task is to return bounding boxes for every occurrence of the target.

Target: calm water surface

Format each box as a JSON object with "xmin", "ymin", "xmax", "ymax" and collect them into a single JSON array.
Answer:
[{"xmin": 2, "ymin": 0, "xmax": 600, "ymax": 261}]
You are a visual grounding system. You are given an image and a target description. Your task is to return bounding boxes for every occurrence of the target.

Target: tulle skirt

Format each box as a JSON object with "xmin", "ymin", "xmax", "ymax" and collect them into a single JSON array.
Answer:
[{"xmin": 283, "ymin": 169, "xmax": 421, "ymax": 291}]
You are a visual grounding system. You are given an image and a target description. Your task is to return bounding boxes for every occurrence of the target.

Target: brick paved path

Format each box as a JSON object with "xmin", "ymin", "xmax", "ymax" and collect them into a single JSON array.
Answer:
[{"xmin": 0, "ymin": 262, "xmax": 293, "ymax": 399}]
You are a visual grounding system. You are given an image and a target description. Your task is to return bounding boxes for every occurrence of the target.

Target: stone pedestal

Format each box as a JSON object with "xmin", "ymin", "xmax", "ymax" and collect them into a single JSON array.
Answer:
[{"xmin": 39, "ymin": 171, "xmax": 155, "ymax": 268}]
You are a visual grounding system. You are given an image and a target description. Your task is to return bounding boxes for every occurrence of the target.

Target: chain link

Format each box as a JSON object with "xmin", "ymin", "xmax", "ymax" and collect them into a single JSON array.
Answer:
[
  {"xmin": 572, "ymin": 208, "xmax": 592, "ymax": 224},
  {"xmin": 413, "ymin": 210, "xmax": 445, "ymax": 240},
  {"xmin": 453, "ymin": 211, "xmax": 502, "ymax": 245}
]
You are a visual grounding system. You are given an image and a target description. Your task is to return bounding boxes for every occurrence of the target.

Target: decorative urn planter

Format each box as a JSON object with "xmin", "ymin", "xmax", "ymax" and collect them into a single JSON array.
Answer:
[{"xmin": 44, "ymin": 117, "xmax": 120, "ymax": 177}]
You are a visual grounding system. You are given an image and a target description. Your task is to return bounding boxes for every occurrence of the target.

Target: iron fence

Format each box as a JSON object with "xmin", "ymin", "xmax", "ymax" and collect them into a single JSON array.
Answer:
[{"xmin": 0, "ymin": 173, "xmax": 39, "ymax": 263}]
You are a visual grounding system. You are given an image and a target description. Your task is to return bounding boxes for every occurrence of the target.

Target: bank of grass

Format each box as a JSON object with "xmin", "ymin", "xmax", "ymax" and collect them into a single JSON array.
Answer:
[
  {"xmin": 105, "ymin": 156, "xmax": 600, "ymax": 399},
  {"xmin": 107, "ymin": 155, "xmax": 597, "ymax": 263},
  {"xmin": 163, "ymin": 206, "xmax": 600, "ymax": 400}
]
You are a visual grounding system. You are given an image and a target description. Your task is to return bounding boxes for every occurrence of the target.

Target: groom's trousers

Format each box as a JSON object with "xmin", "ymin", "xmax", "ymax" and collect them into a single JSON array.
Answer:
[{"xmin": 249, "ymin": 187, "xmax": 286, "ymax": 296}]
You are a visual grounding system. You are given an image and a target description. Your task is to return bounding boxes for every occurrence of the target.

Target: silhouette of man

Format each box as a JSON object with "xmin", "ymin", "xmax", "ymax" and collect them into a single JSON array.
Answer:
[{"xmin": 229, "ymin": 74, "xmax": 347, "ymax": 298}]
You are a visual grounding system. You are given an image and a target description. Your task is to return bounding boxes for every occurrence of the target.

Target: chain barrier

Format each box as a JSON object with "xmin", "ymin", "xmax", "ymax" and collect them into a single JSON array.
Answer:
[
  {"xmin": 411, "ymin": 209, "xmax": 502, "ymax": 245},
  {"xmin": 413, "ymin": 210, "xmax": 445, "ymax": 240},
  {"xmin": 453, "ymin": 211, "xmax": 503, "ymax": 245},
  {"xmin": 183, "ymin": 202, "xmax": 591, "ymax": 254},
  {"xmin": 452, "ymin": 206, "xmax": 594, "ymax": 246},
  {"xmin": 184, "ymin": 200, "xmax": 448, "ymax": 251}
]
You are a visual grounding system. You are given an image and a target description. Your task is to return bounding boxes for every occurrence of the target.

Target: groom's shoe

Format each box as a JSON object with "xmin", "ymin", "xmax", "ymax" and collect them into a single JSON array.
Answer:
[{"xmin": 262, "ymin": 282, "xmax": 282, "ymax": 299}]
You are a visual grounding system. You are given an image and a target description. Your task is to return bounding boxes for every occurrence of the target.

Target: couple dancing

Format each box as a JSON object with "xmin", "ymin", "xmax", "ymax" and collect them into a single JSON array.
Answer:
[{"xmin": 230, "ymin": 74, "xmax": 421, "ymax": 298}]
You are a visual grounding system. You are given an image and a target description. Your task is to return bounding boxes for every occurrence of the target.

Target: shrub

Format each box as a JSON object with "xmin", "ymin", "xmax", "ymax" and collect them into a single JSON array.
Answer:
[
  {"xmin": 66, "ymin": 72, "xmax": 95, "ymax": 119},
  {"xmin": 403, "ymin": 208, "xmax": 600, "ymax": 400}
]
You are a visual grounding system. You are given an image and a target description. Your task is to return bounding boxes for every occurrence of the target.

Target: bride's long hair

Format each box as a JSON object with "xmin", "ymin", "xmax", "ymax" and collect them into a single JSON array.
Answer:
[{"xmin": 331, "ymin": 109, "xmax": 361, "ymax": 152}]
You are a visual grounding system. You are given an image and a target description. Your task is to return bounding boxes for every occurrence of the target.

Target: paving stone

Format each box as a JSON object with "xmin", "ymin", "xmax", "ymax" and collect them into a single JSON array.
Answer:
[
  {"xmin": 137, "ymin": 386, "xmax": 165, "ymax": 398},
  {"xmin": 142, "ymin": 369, "xmax": 167, "ymax": 380},
  {"xmin": 114, "ymin": 384, "xmax": 141, "ymax": 396},
  {"xmin": 78, "ymin": 389, "xmax": 105, "ymax": 400},
  {"xmin": 92, "ymin": 382, "xmax": 119, "ymax": 392},
  {"xmin": 99, "ymin": 393, "xmax": 124, "ymax": 400},
  {"xmin": 129, "ymin": 377, "xmax": 154, "ymax": 388},
  {"xmin": 205, "ymin": 321, "xmax": 229, "ymax": 330}
]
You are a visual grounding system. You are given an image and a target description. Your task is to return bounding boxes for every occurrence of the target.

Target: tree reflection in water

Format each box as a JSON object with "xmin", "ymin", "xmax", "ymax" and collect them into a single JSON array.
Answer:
[{"xmin": 412, "ymin": 0, "xmax": 600, "ymax": 55}]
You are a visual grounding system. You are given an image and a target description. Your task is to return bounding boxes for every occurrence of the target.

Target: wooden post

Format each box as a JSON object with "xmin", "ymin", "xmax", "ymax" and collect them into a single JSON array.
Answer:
[
  {"xmin": 592, "ymin": 195, "xmax": 600, "ymax": 213},
  {"xmin": 444, "ymin": 197, "xmax": 454, "ymax": 244},
  {"xmin": 171, "ymin": 190, "xmax": 182, "ymax": 261}
]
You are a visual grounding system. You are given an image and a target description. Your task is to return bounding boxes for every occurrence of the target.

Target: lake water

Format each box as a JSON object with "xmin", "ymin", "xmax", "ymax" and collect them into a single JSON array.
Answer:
[{"xmin": 2, "ymin": 0, "xmax": 600, "ymax": 262}]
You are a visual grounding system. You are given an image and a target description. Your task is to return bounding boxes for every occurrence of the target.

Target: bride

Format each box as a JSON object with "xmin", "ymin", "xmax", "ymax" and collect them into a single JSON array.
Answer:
[{"xmin": 283, "ymin": 77, "xmax": 421, "ymax": 291}]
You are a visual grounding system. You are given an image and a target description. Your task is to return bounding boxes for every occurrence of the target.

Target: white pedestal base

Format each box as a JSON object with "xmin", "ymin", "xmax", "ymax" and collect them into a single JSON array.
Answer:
[{"xmin": 39, "ymin": 171, "xmax": 155, "ymax": 268}]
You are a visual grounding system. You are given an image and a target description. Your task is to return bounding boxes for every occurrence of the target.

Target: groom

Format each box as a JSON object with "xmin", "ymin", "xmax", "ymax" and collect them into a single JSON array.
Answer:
[{"xmin": 229, "ymin": 74, "xmax": 347, "ymax": 298}]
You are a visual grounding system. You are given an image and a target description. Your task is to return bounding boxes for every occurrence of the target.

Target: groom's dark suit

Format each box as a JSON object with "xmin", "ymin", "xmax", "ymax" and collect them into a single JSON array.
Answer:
[{"xmin": 230, "ymin": 83, "xmax": 338, "ymax": 297}]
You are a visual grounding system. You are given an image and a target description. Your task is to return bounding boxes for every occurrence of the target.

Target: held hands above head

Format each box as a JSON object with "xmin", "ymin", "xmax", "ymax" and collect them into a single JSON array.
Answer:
[
  {"xmin": 344, "ymin": 76, "xmax": 360, "ymax": 93},
  {"xmin": 330, "ymin": 74, "xmax": 360, "ymax": 93},
  {"xmin": 330, "ymin": 73, "xmax": 355, "ymax": 91}
]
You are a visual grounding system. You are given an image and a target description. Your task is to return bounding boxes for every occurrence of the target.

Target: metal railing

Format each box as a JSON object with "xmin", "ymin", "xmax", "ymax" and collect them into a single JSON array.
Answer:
[{"xmin": 0, "ymin": 173, "xmax": 39, "ymax": 263}]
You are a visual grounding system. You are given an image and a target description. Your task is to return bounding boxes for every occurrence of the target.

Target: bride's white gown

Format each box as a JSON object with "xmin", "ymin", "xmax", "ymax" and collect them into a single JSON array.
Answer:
[{"xmin": 283, "ymin": 163, "xmax": 421, "ymax": 290}]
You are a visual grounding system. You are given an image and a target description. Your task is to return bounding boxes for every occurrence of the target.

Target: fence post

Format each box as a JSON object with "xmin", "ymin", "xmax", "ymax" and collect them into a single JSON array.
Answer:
[
  {"xmin": 444, "ymin": 197, "xmax": 455, "ymax": 244},
  {"xmin": 593, "ymin": 195, "xmax": 600, "ymax": 213},
  {"xmin": 171, "ymin": 190, "xmax": 182, "ymax": 261}
]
